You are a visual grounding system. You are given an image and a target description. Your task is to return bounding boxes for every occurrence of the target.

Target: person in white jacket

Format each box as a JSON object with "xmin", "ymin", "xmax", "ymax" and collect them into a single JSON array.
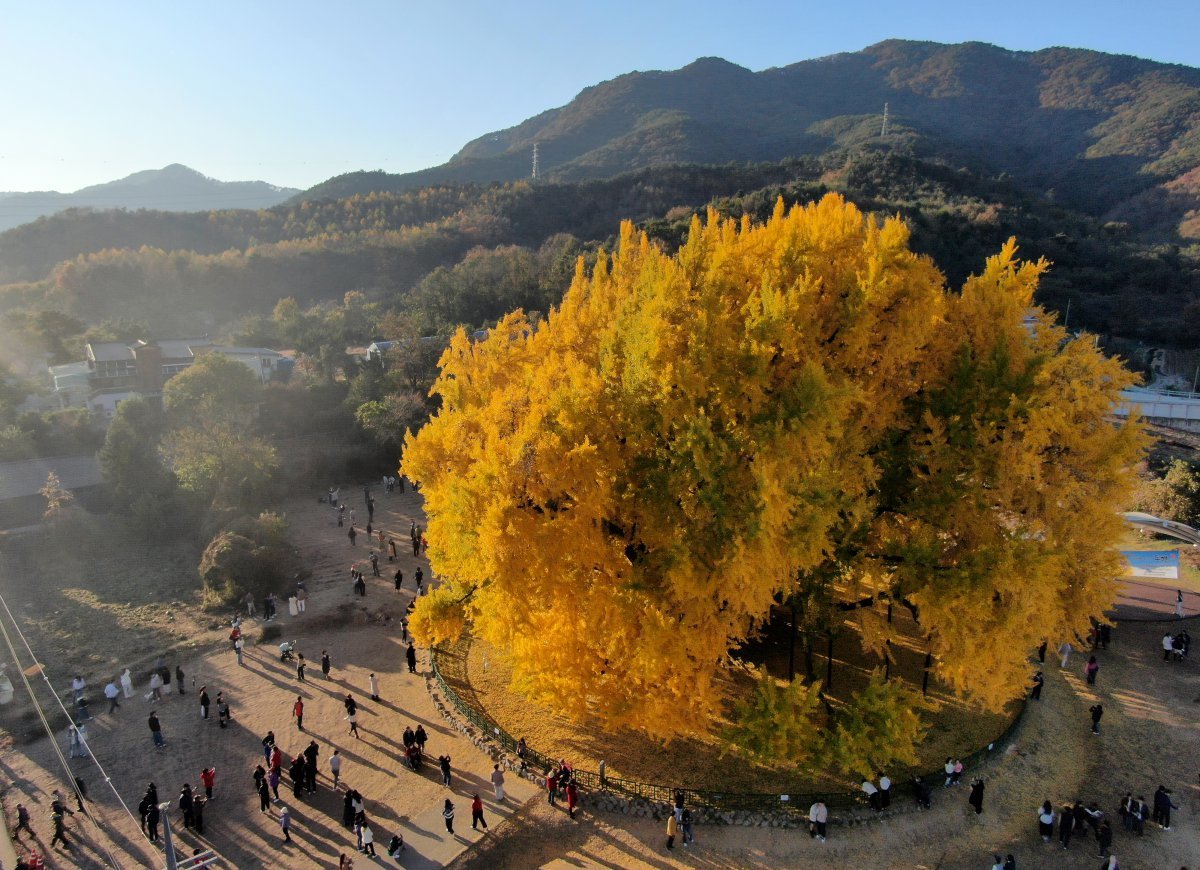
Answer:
[{"xmin": 808, "ymin": 800, "xmax": 827, "ymax": 842}]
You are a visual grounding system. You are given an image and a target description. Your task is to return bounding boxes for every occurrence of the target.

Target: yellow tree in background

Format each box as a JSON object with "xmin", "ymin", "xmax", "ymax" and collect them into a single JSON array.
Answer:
[{"xmin": 402, "ymin": 194, "xmax": 1144, "ymax": 747}]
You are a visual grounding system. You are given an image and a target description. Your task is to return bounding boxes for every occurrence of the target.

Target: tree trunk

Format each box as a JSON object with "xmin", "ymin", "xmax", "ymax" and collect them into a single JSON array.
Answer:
[
  {"xmin": 826, "ymin": 630, "xmax": 834, "ymax": 691},
  {"xmin": 787, "ymin": 604, "xmax": 798, "ymax": 682}
]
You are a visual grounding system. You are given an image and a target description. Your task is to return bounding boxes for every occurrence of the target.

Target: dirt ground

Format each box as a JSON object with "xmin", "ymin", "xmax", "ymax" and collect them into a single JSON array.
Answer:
[
  {"xmin": 0, "ymin": 486, "xmax": 536, "ymax": 868},
  {"xmin": 1, "ymin": 488, "xmax": 1199, "ymax": 869},
  {"xmin": 450, "ymin": 614, "xmax": 1200, "ymax": 869}
]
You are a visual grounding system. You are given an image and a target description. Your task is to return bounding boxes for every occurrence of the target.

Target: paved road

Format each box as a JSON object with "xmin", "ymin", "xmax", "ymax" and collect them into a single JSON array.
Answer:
[{"xmin": 1113, "ymin": 577, "xmax": 1195, "ymax": 620}]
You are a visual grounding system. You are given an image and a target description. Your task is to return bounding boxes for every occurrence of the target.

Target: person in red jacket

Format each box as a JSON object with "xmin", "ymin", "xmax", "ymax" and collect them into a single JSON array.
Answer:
[
  {"xmin": 471, "ymin": 794, "xmax": 488, "ymax": 830},
  {"xmin": 293, "ymin": 696, "xmax": 304, "ymax": 731},
  {"xmin": 200, "ymin": 767, "xmax": 216, "ymax": 800},
  {"xmin": 566, "ymin": 781, "xmax": 578, "ymax": 819}
]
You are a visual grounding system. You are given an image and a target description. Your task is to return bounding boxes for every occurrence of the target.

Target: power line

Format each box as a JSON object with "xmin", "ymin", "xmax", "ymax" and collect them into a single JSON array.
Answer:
[{"xmin": 0, "ymin": 586, "xmax": 139, "ymax": 867}]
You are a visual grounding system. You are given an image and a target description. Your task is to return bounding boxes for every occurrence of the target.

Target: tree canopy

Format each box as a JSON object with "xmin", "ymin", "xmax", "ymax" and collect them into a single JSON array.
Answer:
[{"xmin": 402, "ymin": 193, "xmax": 1144, "ymax": 744}]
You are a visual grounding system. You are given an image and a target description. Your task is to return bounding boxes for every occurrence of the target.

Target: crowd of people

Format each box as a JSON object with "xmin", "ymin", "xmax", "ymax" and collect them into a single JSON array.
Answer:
[{"xmin": 8, "ymin": 477, "xmax": 1197, "ymax": 869}]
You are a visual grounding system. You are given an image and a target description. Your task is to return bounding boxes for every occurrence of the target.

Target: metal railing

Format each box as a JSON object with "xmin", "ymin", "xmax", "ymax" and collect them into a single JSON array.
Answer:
[{"xmin": 428, "ymin": 646, "xmax": 1026, "ymax": 816}]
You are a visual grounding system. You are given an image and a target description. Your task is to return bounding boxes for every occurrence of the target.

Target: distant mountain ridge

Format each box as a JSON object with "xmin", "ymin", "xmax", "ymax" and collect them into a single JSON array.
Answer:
[
  {"xmin": 297, "ymin": 40, "xmax": 1200, "ymax": 236},
  {"xmin": 0, "ymin": 164, "xmax": 299, "ymax": 231}
]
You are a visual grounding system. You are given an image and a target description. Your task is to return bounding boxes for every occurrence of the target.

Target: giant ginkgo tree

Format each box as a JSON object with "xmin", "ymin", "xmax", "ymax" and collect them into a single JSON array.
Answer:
[{"xmin": 401, "ymin": 194, "xmax": 1144, "ymax": 758}]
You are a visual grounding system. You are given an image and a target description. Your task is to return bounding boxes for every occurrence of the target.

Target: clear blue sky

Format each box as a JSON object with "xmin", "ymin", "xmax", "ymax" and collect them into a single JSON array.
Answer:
[{"xmin": 2, "ymin": 0, "xmax": 1197, "ymax": 192}]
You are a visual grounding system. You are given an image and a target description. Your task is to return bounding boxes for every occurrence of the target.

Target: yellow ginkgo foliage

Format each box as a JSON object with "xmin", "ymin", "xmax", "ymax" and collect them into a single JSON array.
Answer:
[{"xmin": 402, "ymin": 193, "xmax": 1144, "ymax": 741}]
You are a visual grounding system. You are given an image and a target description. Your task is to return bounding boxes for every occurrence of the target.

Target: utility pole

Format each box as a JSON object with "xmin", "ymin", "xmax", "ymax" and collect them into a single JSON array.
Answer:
[
  {"xmin": 531, "ymin": 143, "xmax": 540, "ymax": 181},
  {"xmin": 880, "ymin": 102, "xmax": 889, "ymax": 137}
]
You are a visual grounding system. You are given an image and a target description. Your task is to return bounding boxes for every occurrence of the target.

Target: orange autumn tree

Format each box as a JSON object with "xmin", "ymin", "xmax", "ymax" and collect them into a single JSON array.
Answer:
[{"xmin": 402, "ymin": 193, "xmax": 1144, "ymax": 750}]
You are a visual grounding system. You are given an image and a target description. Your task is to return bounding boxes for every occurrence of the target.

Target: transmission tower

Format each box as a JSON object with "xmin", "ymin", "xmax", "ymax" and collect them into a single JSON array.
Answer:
[
  {"xmin": 881, "ymin": 102, "xmax": 890, "ymax": 138},
  {"xmin": 531, "ymin": 143, "xmax": 540, "ymax": 180}
]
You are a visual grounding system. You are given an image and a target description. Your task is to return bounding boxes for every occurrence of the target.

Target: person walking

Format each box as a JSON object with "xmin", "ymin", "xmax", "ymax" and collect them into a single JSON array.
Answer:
[
  {"xmin": 1163, "ymin": 631, "xmax": 1175, "ymax": 660},
  {"xmin": 490, "ymin": 764, "xmax": 506, "ymax": 801},
  {"xmin": 1177, "ymin": 588, "xmax": 1186, "ymax": 619},
  {"xmin": 199, "ymin": 686, "xmax": 211, "ymax": 719},
  {"xmin": 200, "ymin": 767, "xmax": 216, "ymax": 799},
  {"xmin": 330, "ymin": 749, "xmax": 342, "ymax": 788},
  {"xmin": 369, "ymin": 551, "xmax": 380, "ymax": 577},
  {"xmin": 104, "ymin": 679, "xmax": 120, "ymax": 713},
  {"xmin": 148, "ymin": 670, "xmax": 163, "ymax": 701},
  {"xmin": 1089, "ymin": 702, "xmax": 1104, "ymax": 734},
  {"xmin": 439, "ymin": 754, "xmax": 452, "ymax": 787},
  {"xmin": 296, "ymin": 586, "xmax": 308, "ymax": 613},
  {"xmin": 389, "ymin": 538, "xmax": 398, "ymax": 562},
  {"xmin": 471, "ymin": 794, "xmax": 488, "ymax": 830},
  {"xmin": 394, "ymin": 568, "xmax": 404, "ymax": 591},
  {"xmin": 1085, "ymin": 656, "xmax": 1100, "ymax": 685},
  {"xmin": 968, "ymin": 778, "xmax": 985, "ymax": 815},
  {"xmin": 68, "ymin": 722, "xmax": 89, "ymax": 758},
  {"xmin": 50, "ymin": 806, "xmax": 72, "ymax": 849},
  {"xmin": 148, "ymin": 711, "xmax": 165, "ymax": 749},
  {"xmin": 279, "ymin": 804, "xmax": 292, "ymax": 844},
  {"xmin": 368, "ymin": 672, "xmax": 379, "ymax": 702},
  {"xmin": 1097, "ymin": 819, "xmax": 1113, "ymax": 857},
  {"xmin": 349, "ymin": 526, "xmax": 357, "ymax": 546},
  {"xmin": 1059, "ymin": 803, "xmax": 1075, "ymax": 849},
  {"xmin": 175, "ymin": 665, "xmax": 186, "ymax": 694},
  {"xmin": 321, "ymin": 650, "xmax": 331, "ymax": 679},
  {"xmin": 1038, "ymin": 801, "xmax": 1055, "ymax": 842},
  {"xmin": 1037, "ymin": 640, "xmax": 1047, "ymax": 663},
  {"xmin": 216, "ymin": 692, "xmax": 230, "ymax": 728},
  {"xmin": 415, "ymin": 724, "xmax": 428, "ymax": 753},
  {"xmin": 1058, "ymin": 640, "xmax": 1073, "ymax": 668},
  {"xmin": 406, "ymin": 642, "xmax": 417, "ymax": 673},
  {"xmin": 1153, "ymin": 784, "xmax": 1178, "ymax": 830},
  {"xmin": 234, "ymin": 635, "xmax": 244, "ymax": 666},
  {"xmin": 12, "ymin": 803, "xmax": 33, "ymax": 839},
  {"xmin": 296, "ymin": 653, "xmax": 307, "ymax": 682},
  {"xmin": 120, "ymin": 668, "xmax": 134, "ymax": 698},
  {"xmin": 361, "ymin": 819, "xmax": 376, "ymax": 856},
  {"xmin": 1031, "ymin": 671, "xmax": 1044, "ymax": 700},
  {"xmin": 443, "ymin": 799, "xmax": 455, "ymax": 835},
  {"xmin": 347, "ymin": 707, "xmax": 360, "ymax": 739},
  {"xmin": 293, "ymin": 696, "xmax": 304, "ymax": 731},
  {"xmin": 943, "ymin": 757, "xmax": 955, "ymax": 787},
  {"xmin": 878, "ymin": 772, "xmax": 892, "ymax": 808}
]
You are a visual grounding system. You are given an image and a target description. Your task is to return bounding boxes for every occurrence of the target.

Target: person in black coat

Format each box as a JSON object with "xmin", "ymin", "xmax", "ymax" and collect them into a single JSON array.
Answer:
[
  {"xmin": 968, "ymin": 778, "xmax": 985, "ymax": 815},
  {"xmin": 1097, "ymin": 820, "xmax": 1113, "ymax": 857},
  {"xmin": 1089, "ymin": 703, "xmax": 1103, "ymax": 734},
  {"xmin": 1058, "ymin": 803, "xmax": 1075, "ymax": 849}
]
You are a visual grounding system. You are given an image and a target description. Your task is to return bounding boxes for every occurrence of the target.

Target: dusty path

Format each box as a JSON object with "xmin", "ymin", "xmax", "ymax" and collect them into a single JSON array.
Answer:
[{"xmin": 0, "ymin": 486, "xmax": 535, "ymax": 868}]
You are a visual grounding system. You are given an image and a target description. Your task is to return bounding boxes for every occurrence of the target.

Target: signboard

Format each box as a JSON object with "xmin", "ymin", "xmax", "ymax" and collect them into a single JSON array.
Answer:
[{"xmin": 1121, "ymin": 550, "xmax": 1180, "ymax": 579}]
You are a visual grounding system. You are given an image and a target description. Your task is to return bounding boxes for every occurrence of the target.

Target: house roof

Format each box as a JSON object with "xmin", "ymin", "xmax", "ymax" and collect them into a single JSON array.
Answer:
[
  {"xmin": 209, "ymin": 346, "xmax": 283, "ymax": 358},
  {"xmin": 156, "ymin": 338, "xmax": 211, "ymax": 359},
  {"xmin": 86, "ymin": 341, "xmax": 136, "ymax": 363}
]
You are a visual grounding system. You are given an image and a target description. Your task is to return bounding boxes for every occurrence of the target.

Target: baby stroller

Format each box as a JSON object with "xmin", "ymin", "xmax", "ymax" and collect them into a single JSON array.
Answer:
[{"xmin": 279, "ymin": 640, "xmax": 297, "ymax": 662}]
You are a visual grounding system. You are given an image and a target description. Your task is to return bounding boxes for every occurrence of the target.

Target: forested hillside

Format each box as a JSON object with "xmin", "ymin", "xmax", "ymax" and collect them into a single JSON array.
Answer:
[
  {"xmin": 295, "ymin": 40, "xmax": 1200, "ymax": 238},
  {"xmin": 1, "ymin": 153, "xmax": 1196, "ymax": 365}
]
